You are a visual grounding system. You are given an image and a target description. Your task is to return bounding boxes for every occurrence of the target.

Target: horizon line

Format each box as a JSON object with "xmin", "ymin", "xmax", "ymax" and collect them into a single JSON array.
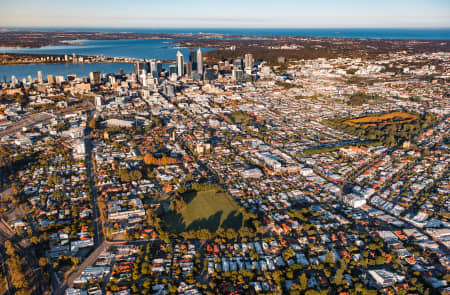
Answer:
[{"xmin": 2, "ymin": 26, "xmax": 450, "ymax": 30}]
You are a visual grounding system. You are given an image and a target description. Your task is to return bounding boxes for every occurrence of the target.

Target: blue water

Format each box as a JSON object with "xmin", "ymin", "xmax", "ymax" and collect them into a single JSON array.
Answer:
[
  {"xmin": 0, "ymin": 63, "xmax": 135, "ymax": 81},
  {"xmin": 4, "ymin": 27, "xmax": 450, "ymax": 39},
  {"xmin": 0, "ymin": 39, "xmax": 211, "ymax": 60}
]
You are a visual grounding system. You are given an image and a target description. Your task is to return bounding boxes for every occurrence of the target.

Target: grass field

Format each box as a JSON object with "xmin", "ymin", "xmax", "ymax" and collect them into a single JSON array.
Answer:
[
  {"xmin": 165, "ymin": 189, "xmax": 244, "ymax": 233},
  {"xmin": 344, "ymin": 112, "xmax": 418, "ymax": 127}
]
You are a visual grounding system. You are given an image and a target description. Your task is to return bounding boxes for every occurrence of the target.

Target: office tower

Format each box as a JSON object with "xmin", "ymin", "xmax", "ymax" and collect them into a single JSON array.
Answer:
[
  {"xmin": 11, "ymin": 75, "xmax": 18, "ymax": 85},
  {"xmin": 28, "ymin": 75, "xmax": 32, "ymax": 83},
  {"xmin": 72, "ymin": 53, "xmax": 77, "ymax": 63},
  {"xmin": 64, "ymin": 54, "xmax": 68, "ymax": 62},
  {"xmin": 156, "ymin": 61, "xmax": 162, "ymax": 76},
  {"xmin": 232, "ymin": 69, "xmax": 244, "ymax": 81},
  {"xmin": 37, "ymin": 71, "xmax": 43, "ymax": 84},
  {"xmin": 134, "ymin": 62, "xmax": 140, "ymax": 76},
  {"xmin": 55, "ymin": 76, "xmax": 65, "ymax": 84},
  {"xmin": 176, "ymin": 51, "xmax": 184, "ymax": 77},
  {"xmin": 150, "ymin": 60, "xmax": 162, "ymax": 77},
  {"xmin": 109, "ymin": 76, "xmax": 116, "ymax": 84},
  {"xmin": 89, "ymin": 71, "xmax": 101, "ymax": 85},
  {"xmin": 197, "ymin": 48, "xmax": 203, "ymax": 74},
  {"xmin": 184, "ymin": 62, "xmax": 193, "ymax": 77},
  {"xmin": 163, "ymin": 83, "xmax": 175, "ymax": 97},
  {"xmin": 169, "ymin": 65, "xmax": 177, "ymax": 76},
  {"xmin": 233, "ymin": 58, "xmax": 243, "ymax": 70},
  {"xmin": 134, "ymin": 62, "xmax": 149, "ymax": 76},
  {"xmin": 189, "ymin": 50, "xmax": 198, "ymax": 70},
  {"xmin": 150, "ymin": 60, "xmax": 157, "ymax": 77},
  {"xmin": 47, "ymin": 75, "xmax": 55, "ymax": 84},
  {"xmin": 244, "ymin": 53, "xmax": 254, "ymax": 69},
  {"xmin": 204, "ymin": 68, "xmax": 217, "ymax": 82}
]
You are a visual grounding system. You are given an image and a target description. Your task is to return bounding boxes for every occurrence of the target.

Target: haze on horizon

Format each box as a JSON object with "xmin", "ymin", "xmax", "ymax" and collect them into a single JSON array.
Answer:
[{"xmin": 0, "ymin": 0, "xmax": 449, "ymax": 29}]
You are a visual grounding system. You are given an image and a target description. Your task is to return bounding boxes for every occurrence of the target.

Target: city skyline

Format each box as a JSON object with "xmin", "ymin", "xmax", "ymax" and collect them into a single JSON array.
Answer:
[{"xmin": 1, "ymin": 0, "xmax": 450, "ymax": 28}]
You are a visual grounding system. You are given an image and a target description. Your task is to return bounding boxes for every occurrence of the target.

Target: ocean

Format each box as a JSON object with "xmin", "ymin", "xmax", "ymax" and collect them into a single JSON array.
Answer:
[
  {"xmin": 1, "ymin": 28, "xmax": 449, "ymax": 81},
  {"xmin": 4, "ymin": 27, "xmax": 450, "ymax": 39}
]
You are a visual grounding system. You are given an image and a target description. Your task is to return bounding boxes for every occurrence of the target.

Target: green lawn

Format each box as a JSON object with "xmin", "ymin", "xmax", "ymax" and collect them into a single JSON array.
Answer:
[{"xmin": 164, "ymin": 190, "xmax": 244, "ymax": 233}]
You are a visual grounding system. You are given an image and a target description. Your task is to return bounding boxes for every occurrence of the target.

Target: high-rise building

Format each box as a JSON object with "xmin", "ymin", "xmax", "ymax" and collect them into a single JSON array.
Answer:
[
  {"xmin": 233, "ymin": 58, "xmax": 243, "ymax": 70},
  {"xmin": 184, "ymin": 62, "xmax": 193, "ymax": 77},
  {"xmin": 169, "ymin": 64, "xmax": 177, "ymax": 76},
  {"xmin": 197, "ymin": 48, "xmax": 203, "ymax": 75},
  {"xmin": 134, "ymin": 62, "xmax": 149, "ymax": 77},
  {"xmin": 232, "ymin": 69, "xmax": 244, "ymax": 81},
  {"xmin": 89, "ymin": 71, "xmax": 101, "ymax": 85},
  {"xmin": 55, "ymin": 75, "xmax": 65, "ymax": 84},
  {"xmin": 189, "ymin": 50, "xmax": 198, "ymax": 70},
  {"xmin": 163, "ymin": 83, "xmax": 176, "ymax": 97},
  {"xmin": 37, "ymin": 71, "xmax": 43, "ymax": 84},
  {"xmin": 150, "ymin": 60, "xmax": 163, "ymax": 77},
  {"xmin": 204, "ymin": 68, "xmax": 217, "ymax": 82},
  {"xmin": 156, "ymin": 62, "xmax": 162, "ymax": 76},
  {"xmin": 244, "ymin": 53, "xmax": 254, "ymax": 69},
  {"xmin": 176, "ymin": 51, "xmax": 184, "ymax": 77},
  {"xmin": 47, "ymin": 75, "xmax": 55, "ymax": 84}
]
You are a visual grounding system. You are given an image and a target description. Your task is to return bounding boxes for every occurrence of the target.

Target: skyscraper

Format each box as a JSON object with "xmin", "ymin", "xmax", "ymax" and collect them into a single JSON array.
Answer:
[
  {"xmin": 176, "ymin": 51, "xmax": 184, "ymax": 77},
  {"xmin": 47, "ymin": 74, "xmax": 55, "ymax": 84},
  {"xmin": 184, "ymin": 62, "xmax": 193, "ymax": 77},
  {"xmin": 244, "ymin": 53, "xmax": 254, "ymax": 69},
  {"xmin": 197, "ymin": 48, "xmax": 203, "ymax": 75},
  {"xmin": 232, "ymin": 69, "xmax": 244, "ymax": 81},
  {"xmin": 189, "ymin": 49, "xmax": 198, "ymax": 70},
  {"xmin": 90, "ymin": 71, "xmax": 101, "ymax": 85},
  {"xmin": 135, "ymin": 62, "xmax": 149, "ymax": 77},
  {"xmin": 150, "ymin": 60, "xmax": 163, "ymax": 77},
  {"xmin": 233, "ymin": 58, "xmax": 243, "ymax": 70},
  {"xmin": 37, "ymin": 71, "xmax": 43, "ymax": 84},
  {"xmin": 204, "ymin": 68, "xmax": 216, "ymax": 82},
  {"xmin": 169, "ymin": 65, "xmax": 177, "ymax": 76}
]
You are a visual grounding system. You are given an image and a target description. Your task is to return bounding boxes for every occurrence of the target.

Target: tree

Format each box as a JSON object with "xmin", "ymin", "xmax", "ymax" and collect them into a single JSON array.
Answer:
[
  {"xmin": 119, "ymin": 169, "xmax": 131, "ymax": 182},
  {"xmin": 88, "ymin": 118, "xmax": 98, "ymax": 129},
  {"xmin": 282, "ymin": 247, "xmax": 295, "ymax": 262},
  {"xmin": 39, "ymin": 257, "xmax": 50, "ymax": 267},
  {"xmin": 335, "ymin": 268, "xmax": 344, "ymax": 285},
  {"xmin": 30, "ymin": 236, "xmax": 40, "ymax": 245},
  {"xmin": 324, "ymin": 252, "xmax": 335, "ymax": 265},
  {"xmin": 299, "ymin": 273, "xmax": 308, "ymax": 291},
  {"xmin": 130, "ymin": 170, "xmax": 142, "ymax": 181}
]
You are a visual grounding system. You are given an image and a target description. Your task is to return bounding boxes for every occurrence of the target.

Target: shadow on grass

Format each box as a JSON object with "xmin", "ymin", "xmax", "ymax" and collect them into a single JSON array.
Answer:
[
  {"xmin": 182, "ymin": 190, "xmax": 197, "ymax": 204},
  {"xmin": 187, "ymin": 211, "xmax": 223, "ymax": 232},
  {"xmin": 163, "ymin": 211, "xmax": 186, "ymax": 234},
  {"xmin": 221, "ymin": 210, "xmax": 243, "ymax": 230}
]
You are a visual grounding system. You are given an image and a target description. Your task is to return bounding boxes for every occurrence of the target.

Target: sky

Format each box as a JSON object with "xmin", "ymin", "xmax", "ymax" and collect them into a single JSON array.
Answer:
[{"xmin": 0, "ymin": 0, "xmax": 449, "ymax": 28}]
